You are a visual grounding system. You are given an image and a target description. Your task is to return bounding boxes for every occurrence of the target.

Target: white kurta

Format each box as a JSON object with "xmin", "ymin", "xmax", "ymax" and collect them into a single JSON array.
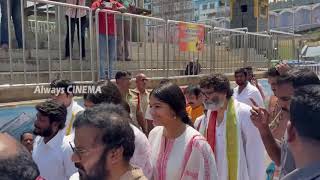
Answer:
[
  {"xmin": 32, "ymin": 130, "xmax": 77, "ymax": 180},
  {"xmin": 233, "ymin": 83, "xmax": 264, "ymax": 108},
  {"xmin": 149, "ymin": 126, "xmax": 218, "ymax": 180},
  {"xmin": 64, "ymin": 100, "xmax": 84, "ymax": 136},
  {"xmin": 130, "ymin": 124, "xmax": 153, "ymax": 179},
  {"xmin": 197, "ymin": 100, "xmax": 266, "ymax": 180}
]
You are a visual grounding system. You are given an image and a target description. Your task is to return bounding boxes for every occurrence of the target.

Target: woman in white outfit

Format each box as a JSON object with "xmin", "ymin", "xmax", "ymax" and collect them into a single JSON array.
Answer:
[{"xmin": 148, "ymin": 82, "xmax": 218, "ymax": 180}]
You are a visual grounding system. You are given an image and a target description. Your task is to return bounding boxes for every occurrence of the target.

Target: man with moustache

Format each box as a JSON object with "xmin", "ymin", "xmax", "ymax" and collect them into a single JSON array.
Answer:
[
  {"xmin": 184, "ymin": 85, "xmax": 205, "ymax": 124},
  {"xmin": 250, "ymin": 68, "xmax": 320, "ymax": 179},
  {"xmin": 233, "ymin": 68, "xmax": 264, "ymax": 107},
  {"xmin": 81, "ymin": 80, "xmax": 153, "ymax": 179},
  {"xmin": 282, "ymin": 84, "xmax": 320, "ymax": 180},
  {"xmin": 69, "ymin": 104, "xmax": 147, "ymax": 180},
  {"xmin": 199, "ymin": 73, "xmax": 265, "ymax": 180},
  {"xmin": 20, "ymin": 131, "xmax": 34, "ymax": 153},
  {"xmin": 32, "ymin": 100, "xmax": 76, "ymax": 180}
]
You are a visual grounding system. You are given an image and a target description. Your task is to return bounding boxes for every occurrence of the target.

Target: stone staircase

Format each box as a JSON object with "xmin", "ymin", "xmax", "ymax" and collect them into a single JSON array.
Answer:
[{"xmin": 0, "ymin": 41, "xmax": 269, "ymax": 85}]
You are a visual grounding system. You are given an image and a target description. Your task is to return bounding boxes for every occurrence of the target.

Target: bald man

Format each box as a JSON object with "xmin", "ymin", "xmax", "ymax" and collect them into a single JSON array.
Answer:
[
  {"xmin": 0, "ymin": 133, "xmax": 44, "ymax": 180},
  {"xmin": 133, "ymin": 73, "xmax": 149, "ymax": 133},
  {"xmin": 134, "ymin": 73, "xmax": 149, "ymax": 115}
]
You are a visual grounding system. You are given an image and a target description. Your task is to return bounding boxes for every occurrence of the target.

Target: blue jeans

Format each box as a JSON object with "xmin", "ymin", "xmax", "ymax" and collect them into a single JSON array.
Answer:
[
  {"xmin": 99, "ymin": 34, "xmax": 115, "ymax": 80},
  {"xmin": 0, "ymin": 0, "xmax": 23, "ymax": 48}
]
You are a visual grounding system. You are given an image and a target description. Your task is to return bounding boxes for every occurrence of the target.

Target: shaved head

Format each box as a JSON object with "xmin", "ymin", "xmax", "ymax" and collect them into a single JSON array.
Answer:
[
  {"xmin": 135, "ymin": 73, "xmax": 148, "ymax": 93},
  {"xmin": 0, "ymin": 133, "xmax": 40, "ymax": 180},
  {"xmin": 135, "ymin": 73, "xmax": 147, "ymax": 80},
  {"xmin": 0, "ymin": 133, "xmax": 19, "ymax": 158}
]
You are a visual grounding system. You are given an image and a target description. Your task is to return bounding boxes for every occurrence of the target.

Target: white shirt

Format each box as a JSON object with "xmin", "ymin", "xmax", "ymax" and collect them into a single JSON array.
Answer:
[
  {"xmin": 208, "ymin": 100, "xmax": 265, "ymax": 180},
  {"xmin": 130, "ymin": 124, "xmax": 153, "ymax": 179},
  {"xmin": 69, "ymin": 172, "xmax": 79, "ymax": 180},
  {"xmin": 65, "ymin": 0, "xmax": 87, "ymax": 18},
  {"xmin": 64, "ymin": 100, "xmax": 84, "ymax": 136},
  {"xmin": 216, "ymin": 111, "xmax": 228, "ymax": 180},
  {"xmin": 144, "ymin": 106, "xmax": 153, "ymax": 120},
  {"xmin": 233, "ymin": 82, "xmax": 264, "ymax": 107},
  {"xmin": 32, "ymin": 130, "xmax": 77, "ymax": 180}
]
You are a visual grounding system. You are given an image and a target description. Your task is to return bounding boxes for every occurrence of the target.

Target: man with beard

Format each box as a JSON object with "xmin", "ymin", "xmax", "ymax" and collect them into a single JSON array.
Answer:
[
  {"xmin": 233, "ymin": 68, "xmax": 264, "ymax": 107},
  {"xmin": 32, "ymin": 100, "xmax": 76, "ymax": 180},
  {"xmin": 282, "ymin": 84, "xmax": 320, "ymax": 180},
  {"xmin": 69, "ymin": 104, "xmax": 147, "ymax": 180},
  {"xmin": 81, "ymin": 80, "xmax": 152, "ymax": 179},
  {"xmin": 250, "ymin": 68, "xmax": 320, "ymax": 179},
  {"xmin": 199, "ymin": 74, "xmax": 265, "ymax": 180},
  {"xmin": 185, "ymin": 85, "xmax": 205, "ymax": 124}
]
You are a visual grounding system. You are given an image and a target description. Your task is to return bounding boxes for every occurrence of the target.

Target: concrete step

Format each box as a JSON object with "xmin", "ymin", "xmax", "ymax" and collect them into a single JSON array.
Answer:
[
  {"xmin": 0, "ymin": 68, "xmax": 190, "ymax": 85},
  {"xmin": 0, "ymin": 71, "xmax": 95, "ymax": 85},
  {"xmin": 0, "ymin": 59, "xmax": 96, "ymax": 72}
]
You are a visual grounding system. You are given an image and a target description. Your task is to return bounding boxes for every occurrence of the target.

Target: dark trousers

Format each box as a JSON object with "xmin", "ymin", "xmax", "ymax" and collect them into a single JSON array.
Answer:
[
  {"xmin": 65, "ymin": 15, "xmax": 87, "ymax": 58},
  {"xmin": 116, "ymin": 19, "xmax": 130, "ymax": 60}
]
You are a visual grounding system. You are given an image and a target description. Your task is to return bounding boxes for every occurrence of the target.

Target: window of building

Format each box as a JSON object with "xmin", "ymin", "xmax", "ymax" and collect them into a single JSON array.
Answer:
[
  {"xmin": 210, "ymin": 3, "xmax": 215, "ymax": 9},
  {"xmin": 202, "ymin": 4, "xmax": 207, "ymax": 10}
]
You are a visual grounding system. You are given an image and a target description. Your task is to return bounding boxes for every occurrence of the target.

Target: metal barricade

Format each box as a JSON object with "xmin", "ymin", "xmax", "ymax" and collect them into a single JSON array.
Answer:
[
  {"xmin": 1, "ymin": 0, "xmax": 95, "ymax": 85},
  {"xmin": 246, "ymin": 32, "xmax": 271, "ymax": 69},
  {"xmin": 28, "ymin": 20, "xmax": 56, "ymax": 35},
  {"xmin": 297, "ymin": 63, "xmax": 320, "ymax": 77},
  {"xmin": 210, "ymin": 27, "xmax": 247, "ymax": 73},
  {"xmin": 0, "ymin": 0, "xmax": 310, "ymax": 86},
  {"xmin": 166, "ymin": 20, "xmax": 213, "ymax": 76},
  {"xmin": 95, "ymin": 9, "xmax": 166, "ymax": 79},
  {"xmin": 269, "ymin": 30, "xmax": 301, "ymax": 61}
]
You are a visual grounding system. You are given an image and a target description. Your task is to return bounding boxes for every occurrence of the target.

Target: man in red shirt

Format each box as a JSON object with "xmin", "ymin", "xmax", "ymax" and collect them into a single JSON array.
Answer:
[{"xmin": 91, "ymin": 0, "xmax": 126, "ymax": 80}]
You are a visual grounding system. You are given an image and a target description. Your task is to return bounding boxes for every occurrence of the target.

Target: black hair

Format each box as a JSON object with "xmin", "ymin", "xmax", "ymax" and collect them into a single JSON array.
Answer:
[
  {"xmin": 266, "ymin": 67, "xmax": 280, "ymax": 77},
  {"xmin": 234, "ymin": 68, "xmax": 248, "ymax": 77},
  {"xmin": 0, "ymin": 143, "xmax": 40, "ymax": 180},
  {"xmin": 199, "ymin": 73, "xmax": 233, "ymax": 99},
  {"xmin": 50, "ymin": 79, "xmax": 74, "ymax": 96},
  {"xmin": 159, "ymin": 79, "xmax": 170, "ymax": 86},
  {"xmin": 150, "ymin": 82, "xmax": 193, "ymax": 127},
  {"xmin": 73, "ymin": 104, "xmax": 135, "ymax": 162},
  {"xmin": 245, "ymin": 66, "xmax": 253, "ymax": 72},
  {"xmin": 184, "ymin": 85, "xmax": 202, "ymax": 97},
  {"xmin": 277, "ymin": 68, "xmax": 319, "ymax": 88},
  {"xmin": 20, "ymin": 131, "xmax": 33, "ymax": 142},
  {"xmin": 35, "ymin": 100, "xmax": 67, "ymax": 130},
  {"xmin": 115, "ymin": 71, "xmax": 132, "ymax": 80},
  {"xmin": 290, "ymin": 84, "xmax": 320, "ymax": 141},
  {"xmin": 83, "ymin": 80, "xmax": 122, "ymax": 105}
]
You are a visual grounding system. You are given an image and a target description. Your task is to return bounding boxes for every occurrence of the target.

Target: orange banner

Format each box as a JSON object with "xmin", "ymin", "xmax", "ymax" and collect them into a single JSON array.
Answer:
[{"xmin": 179, "ymin": 23, "xmax": 205, "ymax": 52}]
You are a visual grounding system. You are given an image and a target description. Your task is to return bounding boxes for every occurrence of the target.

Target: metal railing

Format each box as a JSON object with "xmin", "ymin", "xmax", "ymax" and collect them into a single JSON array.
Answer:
[
  {"xmin": 297, "ymin": 63, "xmax": 320, "ymax": 76},
  {"xmin": 94, "ymin": 9, "xmax": 166, "ymax": 79},
  {"xmin": 0, "ymin": 0, "xmax": 307, "ymax": 86},
  {"xmin": 1, "ymin": 0, "xmax": 95, "ymax": 85},
  {"xmin": 28, "ymin": 20, "xmax": 56, "ymax": 34},
  {"xmin": 166, "ymin": 20, "xmax": 213, "ymax": 76}
]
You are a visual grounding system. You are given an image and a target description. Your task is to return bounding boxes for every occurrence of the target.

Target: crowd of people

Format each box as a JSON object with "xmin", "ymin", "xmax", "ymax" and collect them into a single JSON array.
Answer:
[{"xmin": 1, "ymin": 64, "xmax": 320, "ymax": 180}]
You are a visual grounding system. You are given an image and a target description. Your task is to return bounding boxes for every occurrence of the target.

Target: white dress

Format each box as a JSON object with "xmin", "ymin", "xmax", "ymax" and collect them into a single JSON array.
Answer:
[
  {"xmin": 196, "ymin": 100, "xmax": 266, "ymax": 180},
  {"xmin": 148, "ymin": 125, "xmax": 218, "ymax": 180}
]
